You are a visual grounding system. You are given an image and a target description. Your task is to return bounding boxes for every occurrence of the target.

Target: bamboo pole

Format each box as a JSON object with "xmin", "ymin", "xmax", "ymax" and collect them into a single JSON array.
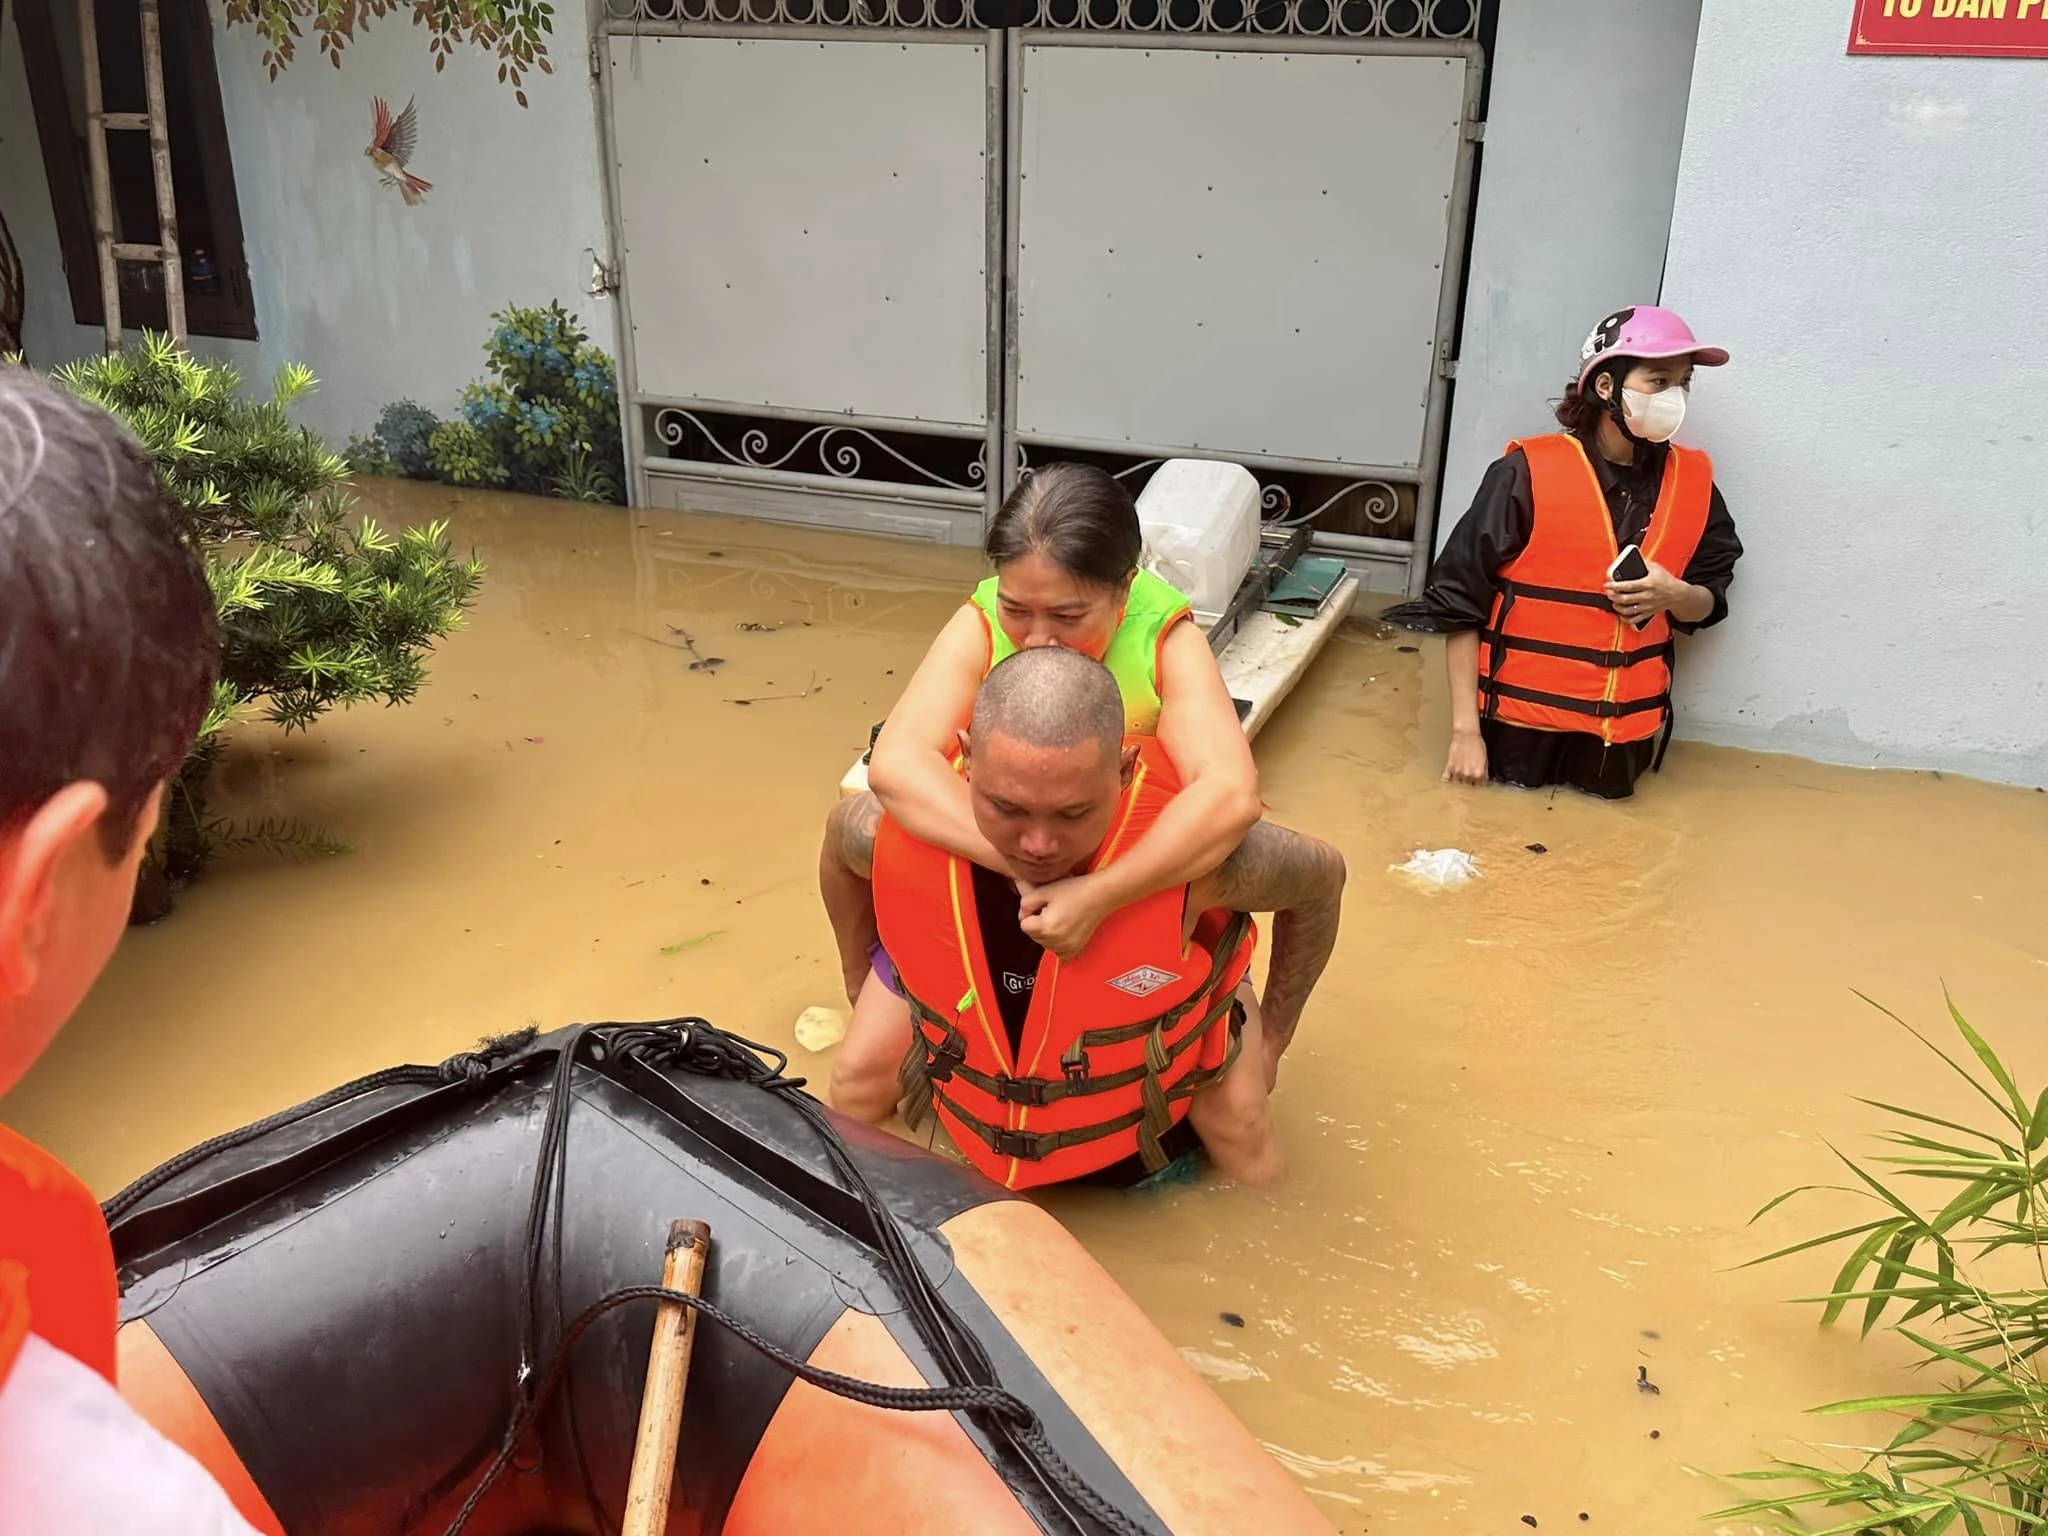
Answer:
[
  {"xmin": 76, "ymin": 0, "xmax": 122, "ymax": 353},
  {"xmin": 621, "ymin": 1219, "xmax": 712, "ymax": 1536},
  {"xmin": 136, "ymin": 0, "xmax": 184, "ymax": 347}
]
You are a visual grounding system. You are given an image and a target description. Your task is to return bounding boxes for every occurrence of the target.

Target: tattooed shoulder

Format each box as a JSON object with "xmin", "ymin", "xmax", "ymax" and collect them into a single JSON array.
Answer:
[
  {"xmin": 831, "ymin": 791, "xmax": 884, "ymax": 876},
  {"xmin": 1209, "ymin": 820, "xmax": 1344, "ymax": 914}
]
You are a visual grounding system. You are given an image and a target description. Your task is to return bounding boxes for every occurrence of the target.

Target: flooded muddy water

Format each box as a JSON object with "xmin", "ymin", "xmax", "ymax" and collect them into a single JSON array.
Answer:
[{"xmin": 10, "ymin": 480, "xmax": 2048, "ymax": 1532}]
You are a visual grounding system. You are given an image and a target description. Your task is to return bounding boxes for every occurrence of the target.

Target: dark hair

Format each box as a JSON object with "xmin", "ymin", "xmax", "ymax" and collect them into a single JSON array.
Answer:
[
  {"xmin": 1554, "ymin": 358, "xmax": 1634, "ymax": 435},
  {"xmin": 971, "ymin": 645, "xmax": 1123, "ymax": 764},
  {"xmin": 0, "ymin": 367, "xmax": 220, "ymax": 858},
  {"xmin": 984, "ymin": 462, "xmax": 1142, "ymax": 590}
]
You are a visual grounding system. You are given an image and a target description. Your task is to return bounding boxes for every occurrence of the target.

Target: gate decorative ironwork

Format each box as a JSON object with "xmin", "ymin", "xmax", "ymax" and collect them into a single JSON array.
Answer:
[{"xmin": 599, "ymin": 0, "xmax": 1481, "ymax": 589}]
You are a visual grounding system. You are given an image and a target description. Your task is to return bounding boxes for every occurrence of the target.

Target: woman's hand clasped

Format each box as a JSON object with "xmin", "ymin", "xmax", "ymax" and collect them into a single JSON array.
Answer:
[{"xmin": 1604, "ymin": 559, "xmax": 1691, "ymax": 626}]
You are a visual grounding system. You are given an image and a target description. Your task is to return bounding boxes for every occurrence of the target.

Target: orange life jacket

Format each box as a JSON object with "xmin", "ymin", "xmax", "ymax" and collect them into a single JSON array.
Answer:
[
  {"xmin": 0, "ymin": 1123, "xmax": 118, "ymax": 1393},
  {"xmin": 1479, "ymin": 433, "xmax": 1713, "ymax": 746},
  {"xmin": 872, "ymin": 739, "xmax": 1257, "ymax": 1191}
]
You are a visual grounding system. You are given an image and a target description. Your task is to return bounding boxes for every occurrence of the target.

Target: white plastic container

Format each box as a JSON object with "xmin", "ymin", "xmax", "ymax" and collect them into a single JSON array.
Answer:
[{"xmin": 1136, "ymin": 459, "xmax": 1261, "ymax": 625}]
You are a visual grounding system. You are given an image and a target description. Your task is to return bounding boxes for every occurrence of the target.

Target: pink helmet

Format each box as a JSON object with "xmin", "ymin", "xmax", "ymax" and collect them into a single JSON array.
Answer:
[{"xmin": 1577, "ymin": 306, "xmax": 1729, "ymax": 391}]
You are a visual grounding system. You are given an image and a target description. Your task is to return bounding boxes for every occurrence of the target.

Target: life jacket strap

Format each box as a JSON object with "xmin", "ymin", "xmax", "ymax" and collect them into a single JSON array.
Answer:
[
  {"xmin": 1480, "ymin": 629, "xmax": 1673, "ymax": 671},
  {"xmin": 919, "ymin": 1005, "xmax": 1246, "ymax": 1174},
  {"xmin": 1477, "ymin": 678, "xmax": 1671, "ymax": 721},
  {"xmin": 1499, "ymin": 579, "xmax": 1614, "ymax": 611}
]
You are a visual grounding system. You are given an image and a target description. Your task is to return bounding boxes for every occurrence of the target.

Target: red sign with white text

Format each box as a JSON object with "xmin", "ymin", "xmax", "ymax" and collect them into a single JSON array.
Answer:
[{"xmin": 1849, "ymin": 0, "xmax": 2048, "ymax": 57}]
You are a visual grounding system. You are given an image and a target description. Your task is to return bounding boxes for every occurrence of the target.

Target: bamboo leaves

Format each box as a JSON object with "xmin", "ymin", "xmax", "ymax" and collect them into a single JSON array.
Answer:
[{"xmin": 1717, "ymin": 999, "xmax": 2048, "ymax": 1535}]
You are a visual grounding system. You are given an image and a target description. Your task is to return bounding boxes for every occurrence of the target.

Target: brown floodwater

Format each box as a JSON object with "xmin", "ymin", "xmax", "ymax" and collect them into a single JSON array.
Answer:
[{"xmin": 9, "ymin": 480, "xmax": 2048, "ymax": 1532}]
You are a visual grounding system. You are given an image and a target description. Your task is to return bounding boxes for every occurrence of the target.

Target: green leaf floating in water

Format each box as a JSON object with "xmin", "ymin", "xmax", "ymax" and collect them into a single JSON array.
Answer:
[{"xmin": 659, "ymin": 930, "xmax": 724, "ymax": 956}]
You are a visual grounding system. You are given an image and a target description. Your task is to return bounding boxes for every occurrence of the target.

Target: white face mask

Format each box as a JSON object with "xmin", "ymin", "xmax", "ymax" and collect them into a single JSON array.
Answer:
[{"xmin": 1621, "ymin": 386, "xmax": 1687, "ymax": 443}]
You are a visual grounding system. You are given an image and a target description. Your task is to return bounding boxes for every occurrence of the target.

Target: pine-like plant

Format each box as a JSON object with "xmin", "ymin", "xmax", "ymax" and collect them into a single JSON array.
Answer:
[{"xmin": 50, "ymin": 334, "xmax": 485, "ymax": 919}]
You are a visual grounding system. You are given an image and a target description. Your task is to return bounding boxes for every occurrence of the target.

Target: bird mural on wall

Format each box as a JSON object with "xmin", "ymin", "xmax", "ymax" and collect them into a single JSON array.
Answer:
[{"xmin": 364, "ymin": 96, "xmax": 433, "ymax": 206}]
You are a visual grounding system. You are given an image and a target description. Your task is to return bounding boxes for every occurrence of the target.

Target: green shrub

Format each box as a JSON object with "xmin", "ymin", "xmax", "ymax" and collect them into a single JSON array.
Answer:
[
  {"xmin": 363, "ymin": 302, "xmax": 626, "ymax": 505},
  {"xmin": 427, "ymin": 417, "xmax": 510, "ymax": 488},
  {"xmin": 50, "ymin": 334, "xmax": 485, "ymax": 920},
  {"xmin": 343, "ymin": 431, "xmax": 396, "ymax": 477},
  {"xmin": 375, "ymin": 398, "xmax": 440, "ymax": 479},
  {"xmin": 454, "ymin": 301, "xmax": 625, "ymax": 502}
]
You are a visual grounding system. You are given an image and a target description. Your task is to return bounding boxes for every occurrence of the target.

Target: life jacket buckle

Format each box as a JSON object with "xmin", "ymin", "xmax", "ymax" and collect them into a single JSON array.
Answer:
[
  {"xmin": 990, "ymin": 1128, "xmax": 1048, "ymax": 1161},
  {"xmin": 928, "ymin": 1037, "xmax": 966, "ymax": 1083},
  {"xmin": 994, "ymin": 1075, "xmax": 1053, "ymax": 1107},
  {"xmin": 1061, "ymin": 1052, "xmax": 1089, "ymax": 1085}
]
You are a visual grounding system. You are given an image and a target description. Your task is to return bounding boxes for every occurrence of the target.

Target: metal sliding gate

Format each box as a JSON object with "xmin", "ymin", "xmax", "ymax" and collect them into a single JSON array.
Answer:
[{"xmin": 598, "ymin": 0, "xmax": 1483, "ymax": 592}]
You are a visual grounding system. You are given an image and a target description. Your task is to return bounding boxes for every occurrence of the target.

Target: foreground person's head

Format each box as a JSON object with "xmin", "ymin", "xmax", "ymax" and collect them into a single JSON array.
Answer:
[
  {"xmin": 983, "ymin": 463, "xmax": 1142, "ymax": 660},
  {"xmin": 962, "ymin": 647, "xmax": 1138, "ymax": 884},
  {"xmin": 0, "ymin": 368, "xmax": 218, "ymax": 1096}
]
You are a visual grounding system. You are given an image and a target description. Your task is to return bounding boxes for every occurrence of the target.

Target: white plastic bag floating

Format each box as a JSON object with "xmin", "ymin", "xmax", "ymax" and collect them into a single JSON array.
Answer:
[
  {"xmin": 792, "ymin": 1006, "xmax": 847, "ymax": 1053},
  {"xmin": 1391, "ymin": 848, "xmax": 1480, "ymax": 887}
]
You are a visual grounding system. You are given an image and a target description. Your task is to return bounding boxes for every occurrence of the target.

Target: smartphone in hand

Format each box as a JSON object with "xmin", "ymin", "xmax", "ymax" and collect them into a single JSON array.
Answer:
[{"xmin": 1608, "ymin": 545, "xmax": 1651, "ymax": 629}]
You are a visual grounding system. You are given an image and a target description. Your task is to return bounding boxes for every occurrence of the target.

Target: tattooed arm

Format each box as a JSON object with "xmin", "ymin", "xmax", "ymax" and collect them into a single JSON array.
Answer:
[
  {"xmin": 819, "ymin": 792, "xmax": 884, "ymax": 1008},
  {"xmin": 1192, "ymin": 820, "xmax": 1347, "ymax": 1073}
]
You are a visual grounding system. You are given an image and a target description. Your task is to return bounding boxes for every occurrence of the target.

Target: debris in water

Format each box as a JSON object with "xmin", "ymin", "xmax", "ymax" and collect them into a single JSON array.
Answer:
[
  {"xmin": 793, "ymin": 1006, "xmax": 847, "ymax": 1053},
  {"xmin": 729, "ymin": 671, "xmax": 821, "ymax": 706},
  {"xmin": 1521, "ymin": 1517, "xmax": 1538, "ymax": 1528},
  {"xmin": 1392, "ymin": 849, "xmax": 1479, "ymax": 886},
  {"xmin": 1526, "ymin": 843, "xmax": 1548, "ymax": 854},
  {"xmin": 1397, "ymin": 645, "xmax": 1419, "ymax": 653},
  {"xmin": 659, "ymin": 930, "xmax": 723, "ymax": 957},
  {"xmin": 624, "ymin": 626, "xmax": 725, "ymax": 672},
  {"xmin": 1578, "ymin": 1515, "xmax": 1590, "ymax": 1523},
  {"xmin": 1636, "ymin": 1365, "xmax": 1660, "ymax": 1396},
  {"xmin": 736, "ymin": 621, "xmax": 777, "ymax": 633},
  {"xmin": 1220, "ymin": 1311, "xmax": 1245, "ymax": 1329},
  {"xmin": 1649, "ymin": 1430, "xmax": 1661, "ymax": 1440},
  {"xmin": 699, "ymin": 878, "xmax": 711, "ymax": 886},
  {"xmin": 526, "ymin": 736, "xmax": 545, "ymax": 745},
  {"xmin": 1640, "ymin": 1329, "xmax": 1660, "ymax": 1340}
]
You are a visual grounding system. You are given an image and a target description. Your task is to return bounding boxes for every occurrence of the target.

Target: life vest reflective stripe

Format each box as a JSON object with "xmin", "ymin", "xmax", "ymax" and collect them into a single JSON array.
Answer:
[
  {"xmin": 0, "ymin": 1123, "xmax": 118, "ymax": 1391},
  {"xmin": 1478, "ymin": 434, "xmax": 1713, "ymax": 746},
  {"xmin": 872, "ymin": 738, "xmax": 1256, "ymax": 1191},
  {"xmin": 969, "ymin": 568, "xmax": 1192, "ymax": 737}
]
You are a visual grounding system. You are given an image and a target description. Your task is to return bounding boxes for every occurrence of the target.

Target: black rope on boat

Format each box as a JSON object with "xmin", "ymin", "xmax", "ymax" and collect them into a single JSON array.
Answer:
[
  {"xmin": 105, "ymin": 1017, "xmax": 1151, "ymax": 1536},
  {"xmin": 98, "ymin": 1031, "xmax": 535, "ymax": 1225},
  {"xmin": 479, "ymin": 1018, "xmax": 1150, "ymax": 1536},
  {"xmin": 438, "ymin": 1280, "xmax": 1042, "ymax": 1535}
]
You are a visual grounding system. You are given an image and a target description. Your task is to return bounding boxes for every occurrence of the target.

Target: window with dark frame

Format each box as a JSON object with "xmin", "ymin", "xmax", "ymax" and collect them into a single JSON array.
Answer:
[{"xmin": 14, "ymin": 0, "xmax": 258, "ymax": 341}]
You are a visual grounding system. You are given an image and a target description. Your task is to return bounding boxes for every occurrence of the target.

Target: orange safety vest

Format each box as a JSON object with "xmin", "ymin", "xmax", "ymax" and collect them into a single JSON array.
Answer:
[
  {"xmin": 1, "ymin": 1125, "xmax": 284, "ymax": 1536},
  {"xmin": 872, "ymin": 739, "xmax": 1257, "ymax": 1191},
  {"xmin": 1479, "ymin": 434, "xmax": 1713, "ymax": 746},
  {"xmin": 0, "ymin": 1123, "xmax": 118, "ymax": 1394}
]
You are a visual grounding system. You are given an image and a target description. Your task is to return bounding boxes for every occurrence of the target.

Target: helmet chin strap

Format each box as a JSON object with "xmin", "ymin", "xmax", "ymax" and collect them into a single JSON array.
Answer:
[{"xmin": 1596, "ymin": 368, "xmax": 1650, "ymax": 447}]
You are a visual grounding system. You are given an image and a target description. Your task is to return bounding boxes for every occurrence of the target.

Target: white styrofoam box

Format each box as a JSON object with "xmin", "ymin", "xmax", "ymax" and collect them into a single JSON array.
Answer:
[{"xmin": 1137, "ymin": 459, "xmax": 1262, "ymax": 622}]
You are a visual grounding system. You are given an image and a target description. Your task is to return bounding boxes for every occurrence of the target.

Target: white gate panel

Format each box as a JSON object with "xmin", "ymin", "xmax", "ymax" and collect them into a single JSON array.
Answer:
[
  {"xmin": 608, "ymin": 34, "xmax": 991, "ymax": 427},
  {"xmin": 1011, "ymin": 43, "xmax": 1466, "ymax": 470}
]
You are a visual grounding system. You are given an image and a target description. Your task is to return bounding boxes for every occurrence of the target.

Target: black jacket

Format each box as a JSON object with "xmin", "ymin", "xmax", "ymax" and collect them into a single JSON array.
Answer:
[{"xmin": 1395, "ymin": 433, "xmax": 1743, "ymax": 634}]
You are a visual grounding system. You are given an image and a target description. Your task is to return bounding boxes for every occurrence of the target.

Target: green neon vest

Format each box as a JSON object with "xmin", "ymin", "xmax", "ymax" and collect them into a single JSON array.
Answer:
[{"xmin": 969, "ymin": 567, "xmax": 1192, "ymax": 736}]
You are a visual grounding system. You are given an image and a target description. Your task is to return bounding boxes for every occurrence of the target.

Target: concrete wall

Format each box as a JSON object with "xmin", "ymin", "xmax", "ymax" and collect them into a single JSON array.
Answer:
[
  {"xmin": 1661, "ymin": 0, "xmax": 2048, "ymax": 784},
  {"xmin": 1, "ymin": 0, "xmax": 613, "ymax": 442},
  {"xmin": 1438, "ymin": 0, "xmax": 1703, "ymax": 550}
]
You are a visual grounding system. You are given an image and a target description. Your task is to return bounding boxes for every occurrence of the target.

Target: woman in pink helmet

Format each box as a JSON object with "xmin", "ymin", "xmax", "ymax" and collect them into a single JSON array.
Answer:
[{"xmin": 1389, "ymin": 305, "xmax": 1744, "ymax": 800}]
